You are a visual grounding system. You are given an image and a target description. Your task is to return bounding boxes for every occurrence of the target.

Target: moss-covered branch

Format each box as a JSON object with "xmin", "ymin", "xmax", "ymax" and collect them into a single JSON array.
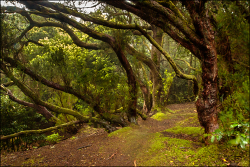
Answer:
[
  {"xmin": 0, "ymin": 84, "xmax": 58, "ymax": 122},
  {"xmin": 0, "ymin": 121, "xmax": 80, "ymax": 140},
  {"xmin": 136, "ymin": 25, "xmax": 199, "ymax": 96},
  {"xmin": 2, "ymin": 81, "xmax": 14, "ymax": 87},
  {"xmin": 125, "ymin": 44, "xmax": 161, "ymax": 80},
  {"xmin": 175, "ymin": 58, "xmax": 198, "ymax": 71},
  {"xmin": 33, "ymin": 1, "xmax": 151, "ymax": 30},
  {"xmin": 0, "ymin": 63, "xmax": 89, "ymax": 121}
]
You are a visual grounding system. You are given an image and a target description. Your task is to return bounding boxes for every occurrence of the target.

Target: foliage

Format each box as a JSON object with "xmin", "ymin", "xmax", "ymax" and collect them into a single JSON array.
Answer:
[
  {"xmin": 211, "ymin": 77, "xmax": 250, "ymax": 148},
  {"xmin": 162, "ymin": 70, "xmax": 175, "ymax": 103},
  {"xmin": 45, "ymin": 133, "xmax": 63, "ymax": 144},
  {"xmin": 151, "ymin": 112, "xmax": 168, "ymax": 121},
  {"xmin": 0, "ymin": 95, "xmax": 47, "ymax": 136}
]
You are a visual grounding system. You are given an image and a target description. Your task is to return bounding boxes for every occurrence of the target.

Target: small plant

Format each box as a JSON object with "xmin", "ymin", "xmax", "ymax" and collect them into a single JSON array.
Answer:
[
  {"xmin": 70, "ymin": 136, "xmax": 76, "ymax": 140},
  {"xmin": 45, "ymin": 133, "xmax": 63, "ymax": 144},
  {"xmin": 211, "ymin": 121, "xmax": 249, "ymax": 149}
]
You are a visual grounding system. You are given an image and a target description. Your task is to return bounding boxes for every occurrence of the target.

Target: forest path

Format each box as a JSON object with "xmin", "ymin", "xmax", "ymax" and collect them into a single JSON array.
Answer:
[{"xmin": 1, "ymin": 102, "xmax": 248, "ymax": 166}]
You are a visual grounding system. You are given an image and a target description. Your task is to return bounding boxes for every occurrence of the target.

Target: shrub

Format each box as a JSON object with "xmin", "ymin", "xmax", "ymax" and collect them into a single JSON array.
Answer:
[{"xmin": 45, "ymin": 133, "xmax": 63, "ymax": 144}]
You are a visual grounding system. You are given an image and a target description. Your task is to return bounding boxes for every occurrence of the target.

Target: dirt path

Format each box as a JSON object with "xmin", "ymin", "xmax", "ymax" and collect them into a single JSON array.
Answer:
[{"xmin": 1, "ymin": 102, "xmax": 249, "ymax": 166}]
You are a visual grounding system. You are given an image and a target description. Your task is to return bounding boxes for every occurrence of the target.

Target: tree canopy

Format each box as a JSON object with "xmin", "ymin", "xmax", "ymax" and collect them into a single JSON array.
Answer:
[{"xmin": 1, "ymin": 0, "xmax": 249, "ymax": 142}]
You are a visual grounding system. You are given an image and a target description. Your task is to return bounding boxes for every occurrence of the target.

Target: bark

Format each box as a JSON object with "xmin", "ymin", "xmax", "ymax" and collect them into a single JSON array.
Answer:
[
  {"xmin": 137, "ymin": 78, "xmax": 152, "ymax": 114},
  {"xmin": 184, "ymin": 2, "xmax": 219, "ymax": 134},
  {"xmin": 126, "ymin": 45, "xmax": 161, "ymax": 113},
  {"xmin": 188, "ymin": 55, "xmax": 193, "ymax": 94},
  {"xmin": 111, "ymin": 42, "xmax": 138, "ymax": 124},
  {"xmin": 151, "ymin": 25, "xmax": 164, "ymax": 108}
]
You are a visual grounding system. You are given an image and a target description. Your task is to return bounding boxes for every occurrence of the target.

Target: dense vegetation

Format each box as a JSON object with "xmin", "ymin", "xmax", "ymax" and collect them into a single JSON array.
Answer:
[{"xmin": 1, "ymin": 0, "xmax": 249, "ymax": 152}]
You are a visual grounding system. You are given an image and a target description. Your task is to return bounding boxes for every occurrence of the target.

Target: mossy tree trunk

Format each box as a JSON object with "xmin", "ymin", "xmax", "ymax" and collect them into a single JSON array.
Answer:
[
  {"xmin": 151, "ymin": 25, "xmax": 164, "ymax": 109},
  {"xmin": 111, "ymin": 41, "xmax": 138, "ymax": 124}
]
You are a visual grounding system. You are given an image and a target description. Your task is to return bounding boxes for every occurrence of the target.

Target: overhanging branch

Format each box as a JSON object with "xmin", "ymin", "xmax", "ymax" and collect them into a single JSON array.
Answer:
[{"xmin": 136, "ymin": 24, "xmax": 199, "ymax": 96}]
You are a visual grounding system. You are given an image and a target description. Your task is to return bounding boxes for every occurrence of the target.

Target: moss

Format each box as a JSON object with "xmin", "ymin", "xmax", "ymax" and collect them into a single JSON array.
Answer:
[
  {"xmin": 165, "ymin": 126, "xmax": 203, "ymax": 137},
  {"xmin": 80, "ymin": 125, "xmax": 99, "ymax": 134},
  {"xmin": 137, "ymin": 130, "xmax": 249, "ymax": 166},
  {"xmin": 179, "ymin": 115, "xmax": 200, "ymax": 127},
  {"xmin": 108, "ymin": 127, "xmax": 132, "ymax": 137},
  {"xmin": 138, "ymin": 133, "xmax": 196, "ymax": 166},
  {"xmin": 151, "ymin": 112, "xmax": 170, "ymax": 121}
]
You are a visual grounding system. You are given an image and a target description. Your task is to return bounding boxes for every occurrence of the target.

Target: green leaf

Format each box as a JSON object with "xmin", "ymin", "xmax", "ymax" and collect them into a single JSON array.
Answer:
[
  {"xmin": 214, "ymin": 129, "xmax": 221, "ymax": 134},
  {"xmin": 217, "ymin": 135, "xmax": 223, "ymax": 141},
  {"xmin": 241, "ymin": 134, "xmax": 246, "ymax": 138},
  {"xmin": 228, "ymin": 139, "xmax": 237, "ymax": 145},
  {"xmin": 236, "ymin": 135, "xmax": 241, "ymax": 144},
  {"xmin": 211, "ymin": 135, "xmax": 215, "ymax": 143},
  {"xmin": 240, "ymin": 140, "xmax": 246, "ymax": 149},
  {"xmin": 230, "ymin": 123, "xmax": 239, "ymax": 128}
]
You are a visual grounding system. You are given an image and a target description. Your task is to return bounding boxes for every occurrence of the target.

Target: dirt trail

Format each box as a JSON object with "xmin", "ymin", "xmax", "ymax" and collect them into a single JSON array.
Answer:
[{"xmin": 1, "ymin": 102, "xmax": 249, "ymax": 166}]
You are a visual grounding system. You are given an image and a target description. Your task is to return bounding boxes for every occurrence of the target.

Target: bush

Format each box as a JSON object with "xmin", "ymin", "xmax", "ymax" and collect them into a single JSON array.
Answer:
[{"xmin": 211, "ymin": 78, "xmax": 249, "ymax": 149}]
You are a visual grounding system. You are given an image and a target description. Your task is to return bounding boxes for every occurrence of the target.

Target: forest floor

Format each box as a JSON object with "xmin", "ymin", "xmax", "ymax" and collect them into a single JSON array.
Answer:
[{"xmin": 1, "ymin": 102, "xmax": 249, "ymax": 166}]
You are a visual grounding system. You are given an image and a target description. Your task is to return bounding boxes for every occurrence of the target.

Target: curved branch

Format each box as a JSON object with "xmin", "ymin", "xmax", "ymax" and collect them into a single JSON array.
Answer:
[
  {"xmin": 2, "ymin": 81, "xmax": 14, "ymax": 87},
  {"xmin": 2, "ymin": 56, "xmax": 95, "ymax": 109},
  {"xmin": 125, "ymin": 44, "xmax": 160, "ymax": 80},
  {"xmin": 135, "ymin": 1, "xmax": 201, "ymax": 46},
  {"xmin": 1, "ymin": 58, "xmax": 128, "ymax": 127},
  {"xmin": 0, "ymin": 84, "xmax": 58, "ymax": 122},
  {"xmin": 101, "ymin": 1, "xmax": 202, "ymax": 59},
  {"xmin": 4, "ymin": 7, "xmax": 103, "ymax": 50},
  {"xmin": 32, "ymin": 1, "xmax": 151, "ymax": 30},
  {"xmin": 1, "ymin": 121, "xmax": 80, "ymax": 140},
  {"xmin": 136, "ymin": 24, "xmax": 199, "ymax": 96},
  {"xmin": 175, "ymin": 58, "xmax": 198, "ymax": 71},
  {"xmin": 1, "ymin": 63, "xmax": 87, "ymax": 121}
]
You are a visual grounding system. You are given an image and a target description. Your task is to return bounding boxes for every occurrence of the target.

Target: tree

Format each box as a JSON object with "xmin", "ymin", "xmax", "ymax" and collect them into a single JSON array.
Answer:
[{"xmin": 1, "ymin": 0, "xmax": 248, "ymax": 138}]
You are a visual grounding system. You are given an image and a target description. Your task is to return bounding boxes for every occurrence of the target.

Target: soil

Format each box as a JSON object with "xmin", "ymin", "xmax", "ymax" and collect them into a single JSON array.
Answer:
[{"xmin": 1, "ymin": 102, "xmax": 248, "ymax": 166}]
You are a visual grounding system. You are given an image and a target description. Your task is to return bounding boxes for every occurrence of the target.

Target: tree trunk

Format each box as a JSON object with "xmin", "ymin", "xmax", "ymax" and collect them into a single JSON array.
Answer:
[
  {"xmin": 195, "ymin": 19, "xmax": 219, "ymax": 134},
  {"xmin": 111, "ymin": 41, "xmax": 138, "ymax": 124},
  {"xmin": 188, "ymin": 54, "xmax": 193, "ymax": 95},
  {"xmin": 151, "ymin": 25, "xmax": 164, "ymax": 108}
]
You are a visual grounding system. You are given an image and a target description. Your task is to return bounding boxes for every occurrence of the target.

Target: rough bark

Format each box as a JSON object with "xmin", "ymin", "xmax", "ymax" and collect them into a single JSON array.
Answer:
[
  {"xmin": 183, "ymin": 1, "xmax": 219, "ymax": 134},
  {"xmin": 151, "ymin": 25, "xmax": 164, "ymax": 108},
  {"xmin": 111, "ymin": 42, "xmax": 138, "ymax": 124}
]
